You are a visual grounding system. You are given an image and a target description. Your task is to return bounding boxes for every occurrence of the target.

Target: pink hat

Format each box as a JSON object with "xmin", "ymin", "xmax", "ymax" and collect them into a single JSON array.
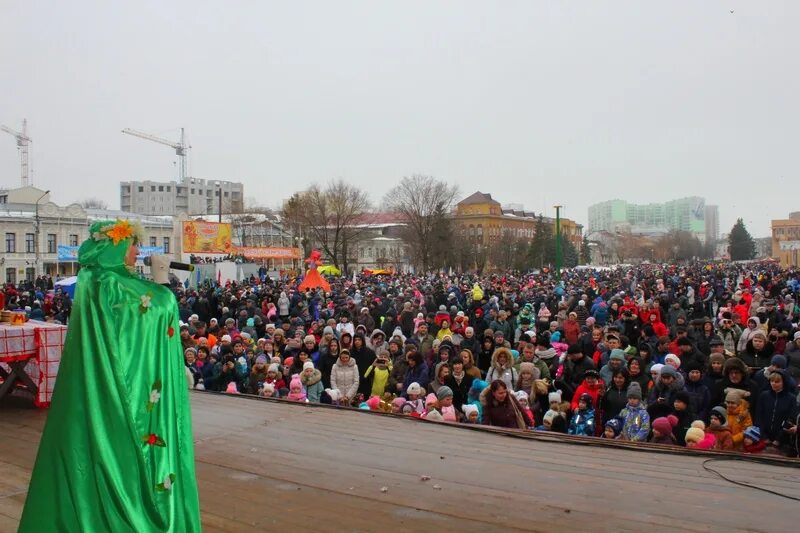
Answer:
[
  {"xmin": 225, "ymin": 382, "xmax": 239, "ymax": 394},
  {"xmin": 425, "ymin": 393, "xmax": 438, "ymax": 407},
  {"xmin": 366, "ymin": 396, "xmax": 381, "ymax": 410}
]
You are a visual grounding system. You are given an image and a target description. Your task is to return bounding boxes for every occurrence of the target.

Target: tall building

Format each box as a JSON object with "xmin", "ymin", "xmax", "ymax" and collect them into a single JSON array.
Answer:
[
  {"xmin": 704, "ymin": 205, "xmax": 719, "ymax": 244},
  {"xmin": 120, "ymin": 177, "xmax": 243, "ymax": 216},
  {"xmin": 588, "ymin": 197, "xmax": 708, "ymax": 243},
  {"xmin": 771, "ymin": 212, "xmax": 800, "ymax": 267}
]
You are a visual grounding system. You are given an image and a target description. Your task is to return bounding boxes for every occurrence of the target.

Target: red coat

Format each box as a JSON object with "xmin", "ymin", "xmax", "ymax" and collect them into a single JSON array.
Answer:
[
  {"xmin": 563, "ymin": 319, "xmax": 581, "ymax": 345},
  {"xmin": 570, "ymin": 380, "xmax": 605, "ymax": 411}
]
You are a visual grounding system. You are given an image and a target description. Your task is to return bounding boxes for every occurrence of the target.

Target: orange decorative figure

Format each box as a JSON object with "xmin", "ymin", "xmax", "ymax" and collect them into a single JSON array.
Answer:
[{"xmin": 298, "ymin": 250, "xmax": 331, "ymax": 292}]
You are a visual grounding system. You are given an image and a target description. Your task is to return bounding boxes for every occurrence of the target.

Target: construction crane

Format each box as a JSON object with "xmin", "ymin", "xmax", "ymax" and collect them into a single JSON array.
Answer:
[
  {"xmin": 122, "ymin": 127, "xmax": 189, "ymax": 182},
  {"xmin": 1, "ymin": 119, "xmax": 32, "ymax": 187}
]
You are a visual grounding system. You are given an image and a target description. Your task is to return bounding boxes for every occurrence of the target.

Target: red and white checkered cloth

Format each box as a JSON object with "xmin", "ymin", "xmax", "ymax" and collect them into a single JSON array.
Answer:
[{"xmin": 0, "ymin": 321, "xmax": 67, "ymax": 408}]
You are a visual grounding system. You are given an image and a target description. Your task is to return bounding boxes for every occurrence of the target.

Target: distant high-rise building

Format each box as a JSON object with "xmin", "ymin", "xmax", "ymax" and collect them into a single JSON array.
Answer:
[
  {"xmin": 120, "ymin": 177, "xmax": 243, "ymax": 216},
  {"xmin": 704, "ymin": 205, "xmax": 719, "ymax": 244},
  {"xmin": 588, "ymin": 197, "xmax": 708, "ymax": 243}
]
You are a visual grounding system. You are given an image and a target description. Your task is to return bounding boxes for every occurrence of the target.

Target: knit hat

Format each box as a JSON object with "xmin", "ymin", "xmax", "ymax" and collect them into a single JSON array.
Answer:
[
  {"xmin": 652, "ymin": 415, "xmax": 677, "ymax": 435},
  {"xmin": 770, "ymin": 354, "xmax": 787, "ymax": 369},
  {"xmin": 659, "ymin": 365, "xmax": 678, "ymax": 379},
  {"xmin": 255, "ymin": 355, "xmax": 268, "ymax": 365},
  {"xmin": 664, "ymin": 353, "xmax": 681, "ymax": 369},
  {"xmin": 578, "ymin": 393, "xmax": 593, "ymax": 408},
  {"xmin": 406, "ymin": 382, "xmax": 422, "ymax": 396},
  {"xmin": 626, "ymin": 382, "xmax": 643, "ymax": 400},
  {"xmin": 323, "ymin": 326, "xmax": 335, "ymax": 336},
  {"xmin": 425, "ymin": 393, "xmax": 438, "ymax": 407},
  {"xmin": 685, "ymin": 427, "xmax": 704, "ymax": 444},
  {"xmin": 283, "ymin": 356, "xmax": 294, "ymax": 368},
  {"xmin": 303, "ymin": 361, "xmax": 315, "ymax": 371},
  {"xmin": 609, "ymin": 349, "xmax": 626, "ymax": 362},
  {"xmin": 543, "ymin": 410, "xmax": 559, "ymax": 424},
  {"xmin": 366, "ymin": 395, "xmax": 381, "ymax": 410},
  {"xmin": 268, "ymin": 363, "xmax": 280, "ymax": 374},
  {"xmin": 519, "ymin": 361, "xmax": 537, "ymax": 377},
  {"xmin": 514, "ymin": 390, "xmax": 529, "ymax": 403},
  {"xmin": 469, "ymin": 379, "xmax": 488, "ymax": 394},
  {"xmin": 710, "ymin": 406, "xmax": 727, "ymax": 425},
  {"xmin": 604, "ymin": 418, "xmax": 622, "ymax": 437},
  {"xmin": 708, "ymin": 337, "xmax": 724, "ymax": 347},
  {"xmin": 650, "ymin": 363, "xmax": 664, "ymax": 376},
  {"xmin": 462, "ymin": 404, "xmax": 479, "ymax": 419},
  {"xmin": 225, "ymin": 382, "xmax": 239, "ymax": 394},
  {"xmin": 548, "ymin": 390, "xmax": 562, "ymax": 404},
  {"xmin": 221, "ymin": 334, "xmax": 232, "ymax": 343},
  {"xmin": 303, "ymin": 335, "xmax": 316, "ymax": 345},
  {"xmin": 392, "ymin": 397, "xmax": 406, "ymax": 410},
  {"xmin": 725, "ymin": 387, "xmax": 750, "ymax": 404},
  {"xmin": 673, "ymin": 390, "xmax": 691, "ymax": 406},
  {"xmin": 436, "ymin": 386, "xmax": 454, "ymax": 401},
  {"xmin": 743, "ymin": 426, "xmax": 761, "ymax": 442},
  {"xmin": 691, "ymin": 420, "xmax": 706, "ymax": 430}
]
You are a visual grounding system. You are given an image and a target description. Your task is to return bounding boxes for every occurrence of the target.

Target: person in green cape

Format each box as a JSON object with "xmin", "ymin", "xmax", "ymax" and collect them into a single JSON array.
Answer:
[{"xmin": 19, "ymin": 219, "xmax": 201, "ymax": 532}]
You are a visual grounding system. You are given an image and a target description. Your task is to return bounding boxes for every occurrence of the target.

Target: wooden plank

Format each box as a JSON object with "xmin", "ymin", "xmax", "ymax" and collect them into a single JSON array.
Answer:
[{"xmin": 2, "ymin": 392, "xmax": 799, "ymax": 532}]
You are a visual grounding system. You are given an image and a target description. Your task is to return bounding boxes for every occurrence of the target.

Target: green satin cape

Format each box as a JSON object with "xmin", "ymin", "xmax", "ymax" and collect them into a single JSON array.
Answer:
[{"xmin": 19, "ymin": 221, "xmax": 201, "ymax": 532}]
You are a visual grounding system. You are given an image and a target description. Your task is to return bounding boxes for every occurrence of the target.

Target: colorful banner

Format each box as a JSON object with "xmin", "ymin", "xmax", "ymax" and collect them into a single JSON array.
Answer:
[
  {"xmin": 57, "ymin": 245, "xmax": 164, "ymax": 262},
  {"xmin": 182, "ymin": 221, "xmax": 232, "ymax": 253},
  {"xmin": 234, "ymin": 246, "xmax": 301, "ymax": 259}
]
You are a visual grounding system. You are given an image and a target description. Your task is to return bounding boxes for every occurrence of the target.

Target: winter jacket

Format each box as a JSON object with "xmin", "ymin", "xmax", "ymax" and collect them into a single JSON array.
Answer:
[
  {"xmin": 486, "ymin": 348, "xmax": 519, "ymax": 391},
  {"xmin": 671, "ymin": 408, "xmax": 696, "ymax": 446},
  {"xmin": 301, "ymin": 369, "xmax": 325, "ymax": 403},
  {"xmin": 755, "ymin": 380, "xmax": 797, "ymax": 441},
  {"xmin": 330, "ymin": 357, "xmax": 359, "ymax": 401},
  {"xmin": 601, "ymin": 384, "xmax": 629, "ymax": 422},
  {"xmin": 402, "ymin": 362, "xmax": 430, "ymax": 397},
  {"xmin": 568, "ymin": 408, "xmax": 596, "ymax": 436},
  {"xmin": 571, "ymin": 380, "xmax": 605, "ymax": 412},
  {"xmin": 708, "ymin": 426, "xmax": 734, "ymax": 450},
  {"xmin": 444, "ymin": 372, "xmax": 475, "ymax": 411},
  {"xmin": 684, "ymin": 379, "xmax": 711, "ymax": 423},
  {"xmin": 727, "ymin": 401, "xmax": 753, "ymax": 449},
  {"xmin": 739, "ymin": 340, "xmax": 775, "ymax": 372},
  {"xmin": 480, "ymin": 388, "xmax": 531, "ymax": 429},
  {"xmin": 619, "ymin": 403, "xmax": 651, "ymax": 442}
]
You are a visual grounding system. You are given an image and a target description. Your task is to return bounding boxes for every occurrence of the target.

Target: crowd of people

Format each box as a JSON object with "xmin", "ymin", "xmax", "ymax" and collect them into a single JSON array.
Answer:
[{"xmin": 4, "ymin": 261, "xmax": 800, "ymax": 456}]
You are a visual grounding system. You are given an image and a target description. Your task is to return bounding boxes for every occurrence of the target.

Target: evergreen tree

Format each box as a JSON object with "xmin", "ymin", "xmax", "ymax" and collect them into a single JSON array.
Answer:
[
  {"xmin": 728, "ymin": 218, "xmax": 756, "ymax": 260},
  {"xmin": 560, "ymin": 235, "xmax": 579, "ymax": 268},
  {"xmin": 580, "ymin": 235, "xmax": 592, "ymax": 264}
]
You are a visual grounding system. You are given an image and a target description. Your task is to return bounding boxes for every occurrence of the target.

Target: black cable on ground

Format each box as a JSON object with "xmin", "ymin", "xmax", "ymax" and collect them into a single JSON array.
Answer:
[{"xmin": 701, "ymin": 458, "xmax": 800, "ymax": 501}]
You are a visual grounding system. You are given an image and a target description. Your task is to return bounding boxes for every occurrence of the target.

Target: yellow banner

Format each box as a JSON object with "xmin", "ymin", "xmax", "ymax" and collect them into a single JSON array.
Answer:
[{"xmin": 182, "ymin": 221, "xmax": 232, "ymax": 253}]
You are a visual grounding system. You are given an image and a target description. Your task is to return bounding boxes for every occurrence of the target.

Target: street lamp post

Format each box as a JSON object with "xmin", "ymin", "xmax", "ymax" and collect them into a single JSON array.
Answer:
[
  {"xmin": 34, "ymin": 190, "xmax": 50, "ymax": 278},
  {"xmin": 553, "ymin": 205, "xmax": 563, "ymax": 274}
]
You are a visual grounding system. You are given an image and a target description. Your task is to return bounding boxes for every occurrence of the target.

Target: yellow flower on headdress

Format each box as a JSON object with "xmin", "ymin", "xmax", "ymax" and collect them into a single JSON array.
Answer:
[{"xmin": 104, "ymin": 219, "xmax": 136, "ymax": 245}]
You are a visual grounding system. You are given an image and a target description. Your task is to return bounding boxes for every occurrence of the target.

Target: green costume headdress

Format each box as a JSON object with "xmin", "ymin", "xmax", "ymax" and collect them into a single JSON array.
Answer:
[{"xmin": 78, "ymin": 219, "xmax": 145, "ymax": 269}]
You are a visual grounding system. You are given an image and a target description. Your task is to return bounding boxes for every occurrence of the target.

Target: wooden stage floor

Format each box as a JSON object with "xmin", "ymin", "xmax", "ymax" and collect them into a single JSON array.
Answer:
[{"xmin": 2, "ymin": 391, "xmax": 799, "ymax": 532}]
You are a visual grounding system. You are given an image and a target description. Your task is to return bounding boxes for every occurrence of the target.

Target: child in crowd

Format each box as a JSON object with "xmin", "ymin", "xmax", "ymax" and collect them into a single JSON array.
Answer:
[
  {"xmin": 619, "ymin": 382, "xmax": 650, "ymax": 442},
  {"xmin": 742, "ymin": 426, "xmax": 767, "ymax": 454},
  {"xmin": 725, "ymin": 388, "xmax": 753, "ymax": 450},
  {"xmin": 514, "ymin": 391, "xmax": 535, "ymax": 428},
  {"xmin": 685, "ymin": 421, "xmax": 716, "ymax": 449},
  {"xmin": 536, "ymin": 410, "xmax": 559, "ymax": 431},
  {"xmin": 603, "ymin": 418, "xmax": 622, "ymax": 440},
  {"xmin": 301, "ymin": 361, "xmax": 324, "ymax": 403},
  {"xmin": 568, "ymin": 393, "xmax": 596, "ymax": 437},
  {"xmin": 671, "ymin": 390, "xmax": 695, "ymax": 446},
  {"xmin": 462, "ymin": 404, "xmax": 480, "ymax": 424},
  {"xmin": 287, "ymin": 374, "xmax": 307, "ymax": 402},
  {"xmin": 405, "ymin": 382, "xmax": 425, "ymax": 415},
  {"xmin": 707, "ymin": 406, "xmax": 734, "ymax": 450},
  {"xmin": 650, "ymin": 415, "xmax": 678, "ymax": 445},
  {"xmin": 437, "ymin": 386, "xmax": 459, "ymax": 422}
]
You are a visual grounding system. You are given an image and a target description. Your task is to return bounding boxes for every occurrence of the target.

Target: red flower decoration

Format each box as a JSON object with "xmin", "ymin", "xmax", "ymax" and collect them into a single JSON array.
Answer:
[
  {"xmin": 167, "ymin": 326, "xmax": 174, "ymax": 338},
  {"xmin": 147, "ymin": 433, "xmax": 157, "ymax": 445},
  {"xmin": 143, "ymin": 433, "xmax": 166, "ymax": 447}
]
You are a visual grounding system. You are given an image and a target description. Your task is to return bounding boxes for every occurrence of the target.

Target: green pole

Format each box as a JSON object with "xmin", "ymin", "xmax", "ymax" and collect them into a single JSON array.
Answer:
[{"xmin": 554, "ymin": 205, "xmax": 562, "ymax": 274}]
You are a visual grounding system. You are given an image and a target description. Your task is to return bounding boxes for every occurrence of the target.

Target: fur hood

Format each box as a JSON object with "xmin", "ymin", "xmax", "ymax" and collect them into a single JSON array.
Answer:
[
  {"xmin": 491, "ymin": 347, "xmax": 514, "ymax": 370},
  {"xmin": 301, "ymin": 369, "xmax": 322, "ymax": 386}
]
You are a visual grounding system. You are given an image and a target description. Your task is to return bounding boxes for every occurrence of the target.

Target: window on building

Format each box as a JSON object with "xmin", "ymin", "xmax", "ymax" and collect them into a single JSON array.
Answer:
[
  {"xmin": 6, "ymin": 267, "xmax": 16, "ymax": 284},
  {"xmin": 158, "ymin": 186, "xmax": 164, "ymax": 192},
  {"xmin": 215, "ymin": 190, "xmax": 220, "ymax": 197},
  {"xmin": 138, "ymin": 186, "xmax": 144, "ymax": 193},
  {"xmin": 224, "ymin": 192, "xmax": 229, "ymax": 197},
  {"xmin": 25, "ymin": 267, "xmax": 35, "ymax": 282},
  {"xmin": 47, "ymin": 234, "xmax": 57, "ymax": 253},
  {"xmin": 166, "ymin": 186, "xmax": 171, "ymax": 192},
  {"xmin": 360, "ymin": 248, "xmax": 365, "ymax": 259},
  {"xmin": 6, "ymin": 232, "xmax": 16, "ymax": 253},
  {"xmin": 0, "ymin": 194, "xmax": 7, "ymax": 204},
  {"xmin": 163, "ymin": 237, "xmax": 170, "ymax": 254},
  {"xmin": 150, "ymin": 236, "xmax": 157, "ymax": 247},
  {"xmin": 151, "ymin": 186, "xmax": 156, "ymax": 192},
  {"xmin": 25, "ymin": 233, "xmax": 35, "ymax": 253},
  {"xmin": 70, "ymin": 234, "xmax": 79, "ymax": 246},
  {"xmin": 190, "ymin": 188, "xmax": 195, "ymax": 194}
]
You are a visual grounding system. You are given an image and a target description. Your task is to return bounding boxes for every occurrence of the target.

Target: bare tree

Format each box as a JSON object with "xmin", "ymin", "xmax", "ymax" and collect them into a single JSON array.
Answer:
[
  {"xmin": 281, "ymin": 179, "xmax": 372, "ymax": 273},
  {"xmin": 79, "ymin": 198, "xmax": 109, "ymax": 209},
  {"xmin": 384, "ymin": 175, "xmax": 459, "ymax": 272}
]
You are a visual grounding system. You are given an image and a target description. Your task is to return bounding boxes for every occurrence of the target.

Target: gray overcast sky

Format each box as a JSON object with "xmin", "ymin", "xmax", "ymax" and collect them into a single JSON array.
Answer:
[{"xmin": 1, "ymin": 1, "xmax": 797, "ymax": 236}]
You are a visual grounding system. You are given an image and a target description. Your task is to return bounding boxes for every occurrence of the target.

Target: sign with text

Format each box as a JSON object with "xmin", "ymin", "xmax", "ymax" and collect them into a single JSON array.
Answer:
[
  {"xmin": 182, "ymin": 221, "xmax": 232, "ymax": 253},
  {"xmin": 234, "ymin": 246, "xmax": 301, "ymax": 259},
  {"xmin": 57, "ymin": 245, "xmax": 164, "ymax": 261}
]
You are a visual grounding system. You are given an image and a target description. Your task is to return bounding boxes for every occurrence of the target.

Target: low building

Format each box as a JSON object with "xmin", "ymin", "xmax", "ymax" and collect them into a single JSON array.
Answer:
[
  {"xmin": 771, "ymin": 212, "xmax": 800, "ymax": 267},
  {"xmin": 1, "ymin": 185, "xmax": 177, "ymax": 283}
]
